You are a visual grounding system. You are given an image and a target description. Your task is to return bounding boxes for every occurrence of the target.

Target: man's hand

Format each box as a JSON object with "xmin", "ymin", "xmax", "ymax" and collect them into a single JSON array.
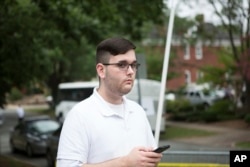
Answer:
[{"xmin": 124, "ymin": 147, "xmax": 162, "ymax": 167}]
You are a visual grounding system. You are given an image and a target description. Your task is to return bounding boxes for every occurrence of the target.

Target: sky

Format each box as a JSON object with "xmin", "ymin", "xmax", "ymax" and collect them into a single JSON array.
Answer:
[{"xmin": 166, "ymin": 0, "xmax": 221, "ymax": 24}]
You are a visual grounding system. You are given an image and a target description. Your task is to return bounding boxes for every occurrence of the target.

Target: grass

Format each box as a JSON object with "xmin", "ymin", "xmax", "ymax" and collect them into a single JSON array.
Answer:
[
  {"xmin": 160, "ymin": 125, "xmax": 216, "ymax": 140},
  {"xmin": 236, "ymin": 141, "xmax": 250, "ymax": 148}
]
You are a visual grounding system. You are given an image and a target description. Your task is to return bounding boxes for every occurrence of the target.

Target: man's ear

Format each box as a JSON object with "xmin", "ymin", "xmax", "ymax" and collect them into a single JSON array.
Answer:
[{"xmin": 96, "ymin": 63, "xmax": 105, "ymax": 79}]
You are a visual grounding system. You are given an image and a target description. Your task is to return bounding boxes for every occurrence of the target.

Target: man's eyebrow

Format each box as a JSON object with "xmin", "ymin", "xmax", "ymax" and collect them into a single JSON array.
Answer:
[{"xmin": 117, "ymin": 60, "xmax": 137, "ymax": 63}]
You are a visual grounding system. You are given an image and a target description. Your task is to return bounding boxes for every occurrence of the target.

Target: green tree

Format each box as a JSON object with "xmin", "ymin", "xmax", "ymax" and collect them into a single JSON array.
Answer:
[
  {"xmin": 207, "ymin": 0, "xmax": 250, "ymax": 112},
  {"xmin": 138, "ymin": 15, "xmax": 195, "ymax": 83},
  {"xmin": 0, "ymin": 0, "xmax": 51, "ymax": 107},
  {"xmin": 180, "ymin": 0, "xmax": 250, "ymax": 113},
  {"xmin": 0, "ymin": 0, "xmax": 166, "ymax": 107},
  {"xmin": 199, "ymin": 47, "xmax": 236, "ymax": 85}
]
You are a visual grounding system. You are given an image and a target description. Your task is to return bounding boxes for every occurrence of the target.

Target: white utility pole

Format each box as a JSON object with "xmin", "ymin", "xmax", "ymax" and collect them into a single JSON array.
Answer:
[{"xmin": 154, "ymin": 0, "xmax": 179, "ymax": 146}]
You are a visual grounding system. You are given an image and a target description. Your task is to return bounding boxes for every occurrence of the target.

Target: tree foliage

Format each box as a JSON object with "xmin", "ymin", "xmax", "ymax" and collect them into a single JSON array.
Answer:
[
  {"xmin": 0, "ymin": 0, "xmax": 166, "ymax": 107},
  {"xmin": 207, "ymin": 0, "xmax": 250, "ymax": 112},
  {"xmin": 199, "ymin": 46, "xmax": 235, "ymax": 84}
]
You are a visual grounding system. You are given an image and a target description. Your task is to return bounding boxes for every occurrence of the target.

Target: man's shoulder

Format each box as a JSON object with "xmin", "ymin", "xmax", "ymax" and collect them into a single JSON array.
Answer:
[
  {"xmin": 65, "ymin": 96, "xmax": 98, "ymax": 121},
  {"xmin": 125, "ymin": 98, "xmax": 144, "ymax": 111},
  {"xmin": 125, "ymin": 98, "xmax": 137, "ymax": 105},
  {"xmin": 73, "ymin": 95, "xmax": 96, "ymax": 109}
]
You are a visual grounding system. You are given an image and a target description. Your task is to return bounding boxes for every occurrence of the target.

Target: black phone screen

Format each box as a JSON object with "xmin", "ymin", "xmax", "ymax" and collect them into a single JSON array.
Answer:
[{"xmin": 153, "ymin": 145, "xmax": 170, "ymax": 153}]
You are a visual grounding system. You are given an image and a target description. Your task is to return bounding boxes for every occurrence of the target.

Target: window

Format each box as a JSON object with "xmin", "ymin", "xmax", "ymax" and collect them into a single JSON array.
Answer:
[
  {"xmin": 195, "ymin": 41, "xmax": 203, "ymax": 60},
  {"xmin": 195, "ymin": 92, "xmax": 200, "ymax": 97},
  {"xmin": 57, "ymin": 88, "xmax": 94, "ymax": 102}
]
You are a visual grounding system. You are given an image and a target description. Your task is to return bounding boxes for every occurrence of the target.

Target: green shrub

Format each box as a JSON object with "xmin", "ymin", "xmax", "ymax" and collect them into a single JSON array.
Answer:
[
  {"xmin": 200, "ymin": 110, "xmax": 219, "ymax": 122},
  {"xmin": 244, "ymin": 114, "xmax": 250, "ymax": 124},
  {"xmin": 167, "ymin": 98, "xmax": 240, "ymax": 123},
  {"xmin": 207, "ymin": 99, "xmax": 235, "ymax": 113},
  {"xmin": 205, "ymin": 99, "xmax": 236, "ymax": 121},
  {"xmin": 8, "ymin": 87, "xmax": 23, "ymax": 102},
  {"xmin": 167, "ymin": 98, "xmax": 201, "ymax": 122},
  {"xmin": 166, "ymin": 98, "xmax": 193, "ymax": 113}
]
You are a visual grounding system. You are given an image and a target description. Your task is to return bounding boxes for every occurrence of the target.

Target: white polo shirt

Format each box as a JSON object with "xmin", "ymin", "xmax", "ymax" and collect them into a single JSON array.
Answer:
[{"xmin": 57, "ymin": 88, "xmax": 156, "ymax": 165}]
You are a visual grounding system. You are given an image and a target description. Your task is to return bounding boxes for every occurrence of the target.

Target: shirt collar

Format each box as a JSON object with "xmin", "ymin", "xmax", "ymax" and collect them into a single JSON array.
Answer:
[{"xmin": 93, "ymin": 88, "xmax": 135, "ymax": 117}]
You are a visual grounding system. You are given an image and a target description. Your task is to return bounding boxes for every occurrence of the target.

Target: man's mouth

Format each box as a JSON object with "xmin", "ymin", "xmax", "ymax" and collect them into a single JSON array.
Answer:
[{"xmin": 125, "ymin": 79, "xmax": 133, "ymax": 84}]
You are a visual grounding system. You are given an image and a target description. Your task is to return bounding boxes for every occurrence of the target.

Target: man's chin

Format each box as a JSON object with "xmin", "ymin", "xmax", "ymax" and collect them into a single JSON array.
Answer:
[{"xmin": 122, "ymin": 86, "xmax": 133, "ymax": 95}]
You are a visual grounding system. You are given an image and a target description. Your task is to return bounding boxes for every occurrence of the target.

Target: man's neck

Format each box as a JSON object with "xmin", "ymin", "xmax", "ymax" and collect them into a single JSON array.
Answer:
[{"xmin": 97, "ymin": 88, "xmax": 123, "ymax": 104}]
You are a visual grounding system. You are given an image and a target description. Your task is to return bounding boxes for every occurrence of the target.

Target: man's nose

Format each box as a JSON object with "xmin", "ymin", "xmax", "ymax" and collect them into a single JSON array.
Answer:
[{"xmin": 127, "ymin": 65, "xmax": 135, "ymax": 74}]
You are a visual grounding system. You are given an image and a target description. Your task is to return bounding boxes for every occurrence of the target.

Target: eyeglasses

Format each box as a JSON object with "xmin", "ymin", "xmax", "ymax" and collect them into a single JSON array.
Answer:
[{"xmin": 103, "ymin": 61, "xmax": 140, "ymax": 71}]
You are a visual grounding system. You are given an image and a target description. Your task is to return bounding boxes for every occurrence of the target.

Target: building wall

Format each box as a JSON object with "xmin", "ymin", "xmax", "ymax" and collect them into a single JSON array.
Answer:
[
  {"xmin": 167, "ymin": 45, "xmax": 224, "ymax": 91},
  {"xmin": 142, "ymin": 36, "xmax": 238, "ymax": 91}
]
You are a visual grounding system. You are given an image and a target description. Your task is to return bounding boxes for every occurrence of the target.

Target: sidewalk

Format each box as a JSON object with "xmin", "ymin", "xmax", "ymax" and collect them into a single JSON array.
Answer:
[{"xmin": 6, "ymin": 104, "xmax": 49, "ymax": 111}]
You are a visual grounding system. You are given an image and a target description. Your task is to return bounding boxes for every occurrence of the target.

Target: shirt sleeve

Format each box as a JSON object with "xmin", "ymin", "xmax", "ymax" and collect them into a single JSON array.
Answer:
[
  {"xmin": 56, "ymin": 107, "xmax": 90, "ymax": 164},
  {"xmin": 56, "ymin": 159, "xmax": 83, "ymax": 167},
  {"xmin": 146, "ymin": 116, "xmax": 157, "ymax": 148}
]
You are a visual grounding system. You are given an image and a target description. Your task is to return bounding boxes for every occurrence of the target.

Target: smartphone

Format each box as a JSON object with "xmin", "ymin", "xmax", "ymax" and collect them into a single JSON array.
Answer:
[{"xmin": 153, "ymin": 145, "xmax": 170, "ymax": 153}]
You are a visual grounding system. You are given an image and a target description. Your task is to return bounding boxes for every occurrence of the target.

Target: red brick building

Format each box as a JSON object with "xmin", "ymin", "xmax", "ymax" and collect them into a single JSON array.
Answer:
[
  {"xmin": 167, "ymin": 43, "xmax": 223, "ymax": 90},
  {"xmin": 143, "ymin": 23, "xmax": 241, "ymax": 91}
]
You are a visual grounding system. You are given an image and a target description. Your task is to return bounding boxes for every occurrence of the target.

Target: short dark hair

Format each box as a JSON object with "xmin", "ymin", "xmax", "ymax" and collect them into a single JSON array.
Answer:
[{"xmin": 96, "ymin": 37, "xmax": 136, "ymax": 64}]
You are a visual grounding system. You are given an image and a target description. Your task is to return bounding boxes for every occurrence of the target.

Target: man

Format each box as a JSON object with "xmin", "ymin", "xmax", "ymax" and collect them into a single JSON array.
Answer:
[
  {"xmin": 16, "ymin": 104, "xmax": 24, "ymax": 122},
  {"xmin": 57, "ymin": 37, "xmax": 162, "ymax": 167}
]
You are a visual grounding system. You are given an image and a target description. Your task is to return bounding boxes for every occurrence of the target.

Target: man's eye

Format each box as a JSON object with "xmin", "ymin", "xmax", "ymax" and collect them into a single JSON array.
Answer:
[
  {"xmin": 131, "ymin": 63, "xmax": 137, "ymax": 68},
  {"xmin": 117, "ymin": 63, "xmax": 127, "ymax": 68}
]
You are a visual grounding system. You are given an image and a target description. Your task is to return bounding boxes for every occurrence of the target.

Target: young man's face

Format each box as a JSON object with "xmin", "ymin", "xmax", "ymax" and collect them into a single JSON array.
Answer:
[{"xmin": 101, "ymin": 49, "xmax": 138, "ymax": 96}]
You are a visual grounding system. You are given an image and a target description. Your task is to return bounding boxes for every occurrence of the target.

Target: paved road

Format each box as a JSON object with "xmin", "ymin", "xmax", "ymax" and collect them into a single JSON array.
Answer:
[{"xmin": 1, "ymin": 104, "xmax": 250, "ymax": 166}]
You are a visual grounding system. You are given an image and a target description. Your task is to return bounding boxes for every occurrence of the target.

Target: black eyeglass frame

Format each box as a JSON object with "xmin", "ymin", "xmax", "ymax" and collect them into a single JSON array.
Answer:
[{"xmin": 102, "ymin": 62, "xmax": 140, "ymax": 71}]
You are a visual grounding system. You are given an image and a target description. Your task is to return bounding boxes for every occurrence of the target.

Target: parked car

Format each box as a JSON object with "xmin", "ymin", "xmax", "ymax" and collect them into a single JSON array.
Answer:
[
  {"xmin": 183, "ymin": 89, "xmax": 220, "ymax": 109},
  {"xmin": 46, "ymin": 125, "xmax": 62, "ymax": 167},
  {"xmin": 0, "ymin": 107, "xmax": 4, "ymax": 125},
  {"xmin": 9, "ymin": 115, "xmax": 60, "ymax": 157}
]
